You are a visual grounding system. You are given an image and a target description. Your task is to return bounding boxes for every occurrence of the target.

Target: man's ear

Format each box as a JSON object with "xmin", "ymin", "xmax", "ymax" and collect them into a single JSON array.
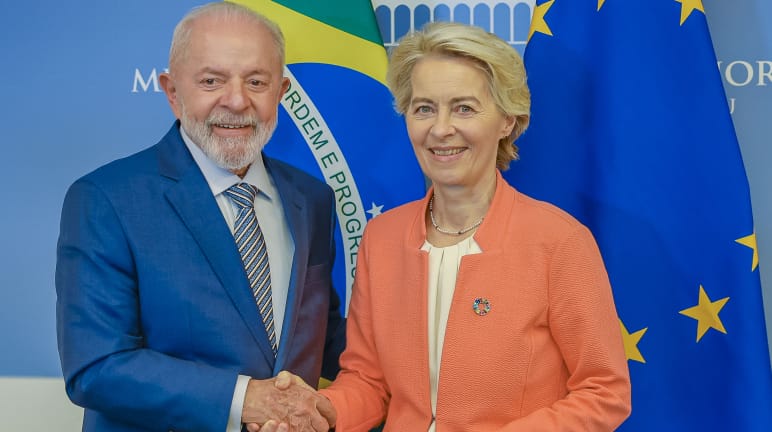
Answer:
[
  {"xmin": 280, "ymin": 76, "xmax": 290, "ymax": 98},
  {"xmin": 159, "ymin": 73, "xmax": 182, "ymax": 119}
]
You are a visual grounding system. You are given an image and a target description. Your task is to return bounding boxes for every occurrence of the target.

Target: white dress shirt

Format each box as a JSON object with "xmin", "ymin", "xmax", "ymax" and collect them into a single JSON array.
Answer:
[
  {"xmin": 181, "ymin": 129, "xmax": 294, "ymax": 431},
  {"xmin": 422, "ymin": 236, "xmax": 481, "ymax": 432}
]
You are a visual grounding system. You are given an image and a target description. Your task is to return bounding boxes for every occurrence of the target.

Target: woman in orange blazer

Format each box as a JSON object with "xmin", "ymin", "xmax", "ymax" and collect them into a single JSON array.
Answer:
[
  {"xmin": 258, "ymin": 20, "xmax": 631, "ymax": 432},
  {"xmin": 316, "ymin": 22, "xmax": 632, "ymax": 431}
]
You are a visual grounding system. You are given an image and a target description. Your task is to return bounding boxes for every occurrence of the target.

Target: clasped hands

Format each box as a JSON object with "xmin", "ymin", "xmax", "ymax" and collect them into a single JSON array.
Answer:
[{"xmin": 242, "ymin": 371, "xmax": 336, "ymax": 432}]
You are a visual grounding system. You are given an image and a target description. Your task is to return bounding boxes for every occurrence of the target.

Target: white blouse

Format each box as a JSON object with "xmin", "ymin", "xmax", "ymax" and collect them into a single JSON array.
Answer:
[{"xmin": 422, "ymin": 236, "xmax": 482, "ymax": 432}]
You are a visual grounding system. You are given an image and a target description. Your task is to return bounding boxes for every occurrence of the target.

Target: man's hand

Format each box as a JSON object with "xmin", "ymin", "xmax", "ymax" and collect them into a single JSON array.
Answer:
[{"xmin": 242, "ymin": 371, "xmax": 336, "ymax": 432}]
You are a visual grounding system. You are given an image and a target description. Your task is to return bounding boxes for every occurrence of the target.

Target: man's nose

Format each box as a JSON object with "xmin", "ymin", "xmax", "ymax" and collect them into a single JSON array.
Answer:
[{"xmin": 221, "ymin": 81, "xmax": 249, "ymax": 111}]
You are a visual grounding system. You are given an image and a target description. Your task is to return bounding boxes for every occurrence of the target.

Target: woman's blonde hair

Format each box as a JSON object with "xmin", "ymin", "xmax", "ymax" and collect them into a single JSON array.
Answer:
[{"xmin": 386, "ymin": 22, "xmax": 531, "ymax": 170}]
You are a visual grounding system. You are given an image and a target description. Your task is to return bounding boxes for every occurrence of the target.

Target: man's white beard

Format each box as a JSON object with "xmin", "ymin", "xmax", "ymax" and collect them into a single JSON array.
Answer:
[{"xmin": 181, "ymin": 106, "xmax": 276, "ymax": 171}]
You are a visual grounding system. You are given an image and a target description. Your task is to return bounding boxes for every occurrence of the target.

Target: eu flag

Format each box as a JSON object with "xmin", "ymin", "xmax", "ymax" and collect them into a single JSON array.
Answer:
[{"xmin": 504, "ymin": 1, "xmax": 772, "ymax": 430}]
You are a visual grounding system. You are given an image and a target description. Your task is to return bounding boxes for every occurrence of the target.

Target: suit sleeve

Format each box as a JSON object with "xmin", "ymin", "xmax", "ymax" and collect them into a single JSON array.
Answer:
[
  {"xmin": 56, "ymin": 179, "xmax": 237, "ymax": 431},
  {"xmin": 496, "ymin": 225, "xmax": 632, "ymax": 431}
]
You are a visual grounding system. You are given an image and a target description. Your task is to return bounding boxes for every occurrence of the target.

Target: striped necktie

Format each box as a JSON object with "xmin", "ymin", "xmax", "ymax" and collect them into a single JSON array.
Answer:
[{"xmin": 225, "ymin": 183, "xmax": 277, "ymax": 355}]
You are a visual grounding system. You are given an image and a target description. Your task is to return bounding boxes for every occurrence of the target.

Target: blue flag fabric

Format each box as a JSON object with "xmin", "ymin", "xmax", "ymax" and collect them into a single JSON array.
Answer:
[{"xmin": 504, "ymin": 1, "xmax": 772, "ymax": 430}]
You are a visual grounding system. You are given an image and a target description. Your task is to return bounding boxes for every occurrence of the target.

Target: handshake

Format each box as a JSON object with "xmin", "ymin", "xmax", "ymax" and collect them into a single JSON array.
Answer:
[{"xmin": 242, "ymin": 371, "xmax": 336, "ymax": 432}]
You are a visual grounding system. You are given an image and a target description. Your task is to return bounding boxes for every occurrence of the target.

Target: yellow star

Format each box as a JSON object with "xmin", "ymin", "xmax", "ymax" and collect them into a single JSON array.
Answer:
[
  {"xmin": 675, "ymin": 0, "xmax": 705, "ymax": 26},
  {"xmin": 619, "ymin": 320, "xmax": 647, "ymax": 363},
  {"xmin": 528, "ymin": 0, "xmax": 554, "ymax": 42},
  {"xmin": 598, "ymin": 0, "xmax": 606, "ymax": 11},
  {"xmin": 735, "ymin": 232, "xmax": 759, "ymax": 271},
  {"xmin": 679, "ymin": 285, "xmax": 729, "ymax": 342}
]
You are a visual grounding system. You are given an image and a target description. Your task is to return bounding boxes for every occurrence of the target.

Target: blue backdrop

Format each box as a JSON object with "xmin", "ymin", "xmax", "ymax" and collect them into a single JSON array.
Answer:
[
  {"xmin": 2, "ymin": 1, "xmax": 206, "ymax": 376},
  {"xmin": 1, "ymin": 1, "xmax": 770, "ymax": 428}
]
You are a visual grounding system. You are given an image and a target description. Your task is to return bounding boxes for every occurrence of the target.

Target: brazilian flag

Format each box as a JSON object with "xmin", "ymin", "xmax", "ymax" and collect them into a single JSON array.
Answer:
[{"xmin": 231, "ymin": 0, "xmax": 425, "ymax": 314}]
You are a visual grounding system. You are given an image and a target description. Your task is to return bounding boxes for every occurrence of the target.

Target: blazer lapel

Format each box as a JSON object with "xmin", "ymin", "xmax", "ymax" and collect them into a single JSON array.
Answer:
[
  {"xmin": 158, "ymin": 125, "xmax": 277, "ymax": 367},
  {"xmin": 264, "ymin": 157, "xmax": 307, "ymax": 372},
  {"xmin": 408, "ymin": 226, "xmax": 433, "ymax": 410}
]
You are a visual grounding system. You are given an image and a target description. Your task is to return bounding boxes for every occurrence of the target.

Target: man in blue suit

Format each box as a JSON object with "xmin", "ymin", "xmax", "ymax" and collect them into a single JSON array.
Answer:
[{"xmin": 56, "ymin": 3, "xmax": 344, "ymax": 431}]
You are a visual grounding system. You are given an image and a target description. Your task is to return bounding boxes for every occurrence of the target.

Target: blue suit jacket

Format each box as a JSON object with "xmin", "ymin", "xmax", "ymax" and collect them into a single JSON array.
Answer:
[{"xmin": 56, "ymin": 123, "xmax": 345, "ymax": 431}]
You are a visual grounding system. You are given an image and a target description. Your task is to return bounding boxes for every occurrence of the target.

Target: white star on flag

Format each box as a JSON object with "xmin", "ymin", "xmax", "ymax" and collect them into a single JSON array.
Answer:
[{"xmin": 366, "ymin": 202, "xmax": 384, "ymax": 218}]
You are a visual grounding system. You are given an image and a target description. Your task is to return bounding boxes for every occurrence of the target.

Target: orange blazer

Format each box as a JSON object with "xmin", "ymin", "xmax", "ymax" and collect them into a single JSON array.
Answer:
[{"xmin": 321, "ymin": 173, "xmax": 631, "ymax": 431}]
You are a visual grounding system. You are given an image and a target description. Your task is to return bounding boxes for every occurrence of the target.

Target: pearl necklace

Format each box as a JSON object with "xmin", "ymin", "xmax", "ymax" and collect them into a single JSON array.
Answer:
[{"xmin": 428, "ymin": 195, "xmax": 484, "ymax": 236}]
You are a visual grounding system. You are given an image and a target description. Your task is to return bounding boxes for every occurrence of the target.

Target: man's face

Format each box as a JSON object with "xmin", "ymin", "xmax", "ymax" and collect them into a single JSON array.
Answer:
[{"xmin": 160, "ymin": 15, "xmax": 289, "ymax": 172}]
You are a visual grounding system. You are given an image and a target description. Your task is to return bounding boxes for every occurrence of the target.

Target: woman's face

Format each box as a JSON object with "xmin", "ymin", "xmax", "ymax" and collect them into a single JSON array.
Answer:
[{"xmin": 405, "ymin": 55, "xmax": 515, "ymax": 191}]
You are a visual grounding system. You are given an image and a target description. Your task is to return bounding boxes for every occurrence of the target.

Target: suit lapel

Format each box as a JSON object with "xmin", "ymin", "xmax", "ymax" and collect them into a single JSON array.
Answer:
[
  {"xmin": 264, "ymin": 157, "xmax": 307, "ymax": 372},
  {"xmin": 158, "ymin": 125, "xmax": 277, "ymax": 367}
]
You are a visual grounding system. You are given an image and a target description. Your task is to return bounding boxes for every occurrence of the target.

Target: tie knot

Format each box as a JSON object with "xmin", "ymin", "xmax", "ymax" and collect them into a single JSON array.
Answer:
[{"xmin": 225, "ymin": 183, "xmax": 257, "ymax": 209}]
